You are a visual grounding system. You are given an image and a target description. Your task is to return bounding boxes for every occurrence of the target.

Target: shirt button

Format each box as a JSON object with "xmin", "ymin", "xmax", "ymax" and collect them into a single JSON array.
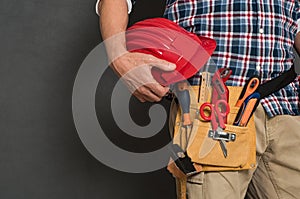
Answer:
[
  {"xmin": 256, "ymin": 65, "xmax": 261, "ymax": 71},
  {"xmin": 259, "ymin": 28, "xmax": 264, "ymax": 34}
]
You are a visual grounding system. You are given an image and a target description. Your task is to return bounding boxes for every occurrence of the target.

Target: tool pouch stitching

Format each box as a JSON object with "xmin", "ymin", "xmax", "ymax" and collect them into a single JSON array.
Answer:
[{"xmin": 171, "ymin": 86, "xmax": 256, "ymax": 171}]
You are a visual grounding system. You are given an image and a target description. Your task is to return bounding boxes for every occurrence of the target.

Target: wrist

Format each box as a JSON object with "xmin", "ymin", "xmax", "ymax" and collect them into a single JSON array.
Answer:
[
  {"xmin": 103, "ymin": 34, "xmax": 128, "ymax": 63},
  {"xmin": 110, "ymin": 51, "xmax": 135, "ymax": 76}
]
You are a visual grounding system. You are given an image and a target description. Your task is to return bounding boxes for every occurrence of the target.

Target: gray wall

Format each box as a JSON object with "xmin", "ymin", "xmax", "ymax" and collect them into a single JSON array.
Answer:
[{"xmin": 0, "ymin": 0, "xmax": 176, "ymax": 199}]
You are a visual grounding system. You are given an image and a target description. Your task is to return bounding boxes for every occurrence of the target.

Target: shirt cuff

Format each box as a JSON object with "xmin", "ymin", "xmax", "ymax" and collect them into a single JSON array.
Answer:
[
  {"xmin": 95, "ymin": 0, "xmax": 133, "ymax": 16},
  {"xmin": 298, "ymin": 19, "xmax": 300, "ymax": 33}
]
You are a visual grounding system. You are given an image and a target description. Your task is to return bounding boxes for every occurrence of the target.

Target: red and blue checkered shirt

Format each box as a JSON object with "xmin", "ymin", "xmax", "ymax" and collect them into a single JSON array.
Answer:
[
  {"xmin": 163, "ymin": 0, "xmax": 300, "ymax": 117},
  {"xmin": 98, "ymin": 0, "xmax": 300, "ymax": 117}
]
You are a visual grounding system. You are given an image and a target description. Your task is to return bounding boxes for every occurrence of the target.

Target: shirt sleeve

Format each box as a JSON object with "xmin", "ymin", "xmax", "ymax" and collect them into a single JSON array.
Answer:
[
  {"xmin": 296, "ymin": 1, "xmax": 300, "ymax": 33},
  {"xmin": 95, "ymin": 0, "xmax": 134, "ymax": 16}
]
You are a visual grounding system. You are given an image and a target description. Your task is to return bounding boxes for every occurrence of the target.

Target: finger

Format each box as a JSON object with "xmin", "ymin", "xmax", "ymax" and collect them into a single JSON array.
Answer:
[
  {"xmin": 136, "ymin": 86, "xmax": 162, "ymax": 102},
  {"xmin": 144, "ymin": 55, "xmax": 176, "ymax": 72},
  {"xmin": 134, "ymin": 88, "xmax": 156, "ymax": 103},
  {"xmin": 133, "ymin": 91, "xmax": 146, "ymax": 103},
  {"xmin": 145, "ymin": 83, "xmax": 169, "ymax": 98},
  {"xmin": 143, "ymin": 95, "xmax": 161, "ymax": 102}
]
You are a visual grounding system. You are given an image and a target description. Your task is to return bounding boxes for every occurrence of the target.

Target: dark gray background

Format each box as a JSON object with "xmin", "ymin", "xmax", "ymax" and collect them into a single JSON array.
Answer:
[
  {"xmin": 0, "ymin": 0, "xmax": 176, "ymax": 198},
  {"xmin": 1, "ymin": 0, "xmax": 300, "ymax": 199}
]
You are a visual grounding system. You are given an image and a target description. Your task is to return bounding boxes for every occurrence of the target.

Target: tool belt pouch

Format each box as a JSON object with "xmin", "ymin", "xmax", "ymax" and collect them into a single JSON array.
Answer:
[{"xmin": 170, "ymin": 86, "xmax": 256, "ymax": 172}]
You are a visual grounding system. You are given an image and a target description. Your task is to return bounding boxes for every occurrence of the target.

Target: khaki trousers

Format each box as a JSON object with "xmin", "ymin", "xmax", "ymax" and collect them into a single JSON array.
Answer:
[{"xmin": 185, "ymin": 105, "xmax": 300, "ymax": 199}]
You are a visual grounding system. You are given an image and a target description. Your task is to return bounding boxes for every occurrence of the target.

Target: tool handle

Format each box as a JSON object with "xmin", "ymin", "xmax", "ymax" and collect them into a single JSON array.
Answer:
[
  {"xmin": 239, "ymin": 98, "xmax": 259, "ymax": 127},
  {"xmin": 199, "ymin": 103, "xmax": 212, "ymax": 121},
  {"xmin": 233, "ymin": 103, "xmax": 246, "ymax": 126},
  {"xmin": 218, "ymin": 68, "xmax": 232, "ymax": 83},
  {"xmin": 235, "ymin": 77, "xmax": 260, "ymax": 107},
  {"xmin": 234, "ymin": 92, "xmax": 260, "ymax": 126}
]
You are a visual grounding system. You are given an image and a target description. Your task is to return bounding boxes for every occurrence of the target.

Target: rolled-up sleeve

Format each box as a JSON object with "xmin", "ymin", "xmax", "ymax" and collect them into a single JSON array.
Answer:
[{"xmin": 95, "ymin": 0, "xmax": 134, "ymax": 16}]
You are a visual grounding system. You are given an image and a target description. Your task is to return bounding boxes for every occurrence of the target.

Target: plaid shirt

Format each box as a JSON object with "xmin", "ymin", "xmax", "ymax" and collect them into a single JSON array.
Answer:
[{"xmin": 162, "ymin": 0, "xmax": 300, "ymax": 117}]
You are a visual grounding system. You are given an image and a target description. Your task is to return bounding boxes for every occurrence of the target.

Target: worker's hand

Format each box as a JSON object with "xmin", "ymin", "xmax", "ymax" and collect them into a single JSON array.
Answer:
[{"xmin": 111, "ymin": 51, "xmax": 176, "ymax": 102}]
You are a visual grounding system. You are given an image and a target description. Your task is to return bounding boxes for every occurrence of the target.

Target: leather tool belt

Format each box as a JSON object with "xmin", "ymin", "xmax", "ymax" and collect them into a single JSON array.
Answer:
[
  {"xmin": 169, "ymin": 86, "xmax": 257, "ymax": 171},
  {"xmin": 167, "ymin": 65, "xmax": 297, "ymax": 178}
]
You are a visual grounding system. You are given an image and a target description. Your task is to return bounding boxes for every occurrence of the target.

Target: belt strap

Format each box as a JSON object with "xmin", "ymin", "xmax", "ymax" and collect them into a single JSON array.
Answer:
[{"xmin": 257, "ymin": 65, "xmax": 297, "ymax": 98}]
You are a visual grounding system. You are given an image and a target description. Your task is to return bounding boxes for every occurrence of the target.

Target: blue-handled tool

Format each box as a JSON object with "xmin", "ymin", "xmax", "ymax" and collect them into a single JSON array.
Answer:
[{"xmin": 234, "ymin": 92, "xmax": 261, "ymax": 126}]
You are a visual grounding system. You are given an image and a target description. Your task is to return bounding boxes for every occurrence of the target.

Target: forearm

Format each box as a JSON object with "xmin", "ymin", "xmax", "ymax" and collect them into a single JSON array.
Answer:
[
  {"xmin": 97, "ymin": 0, "xmax": 175, "ymax": 102},
  {"xmin": 98, "ymin": 0, "xmax": 129, "ymax": 59}
]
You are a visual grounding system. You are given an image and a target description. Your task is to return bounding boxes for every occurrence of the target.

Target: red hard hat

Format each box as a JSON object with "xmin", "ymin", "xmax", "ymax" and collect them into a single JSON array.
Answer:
[{"xmin": 126, "ymin": 18, "xmax": 216, "ymax": 86}]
